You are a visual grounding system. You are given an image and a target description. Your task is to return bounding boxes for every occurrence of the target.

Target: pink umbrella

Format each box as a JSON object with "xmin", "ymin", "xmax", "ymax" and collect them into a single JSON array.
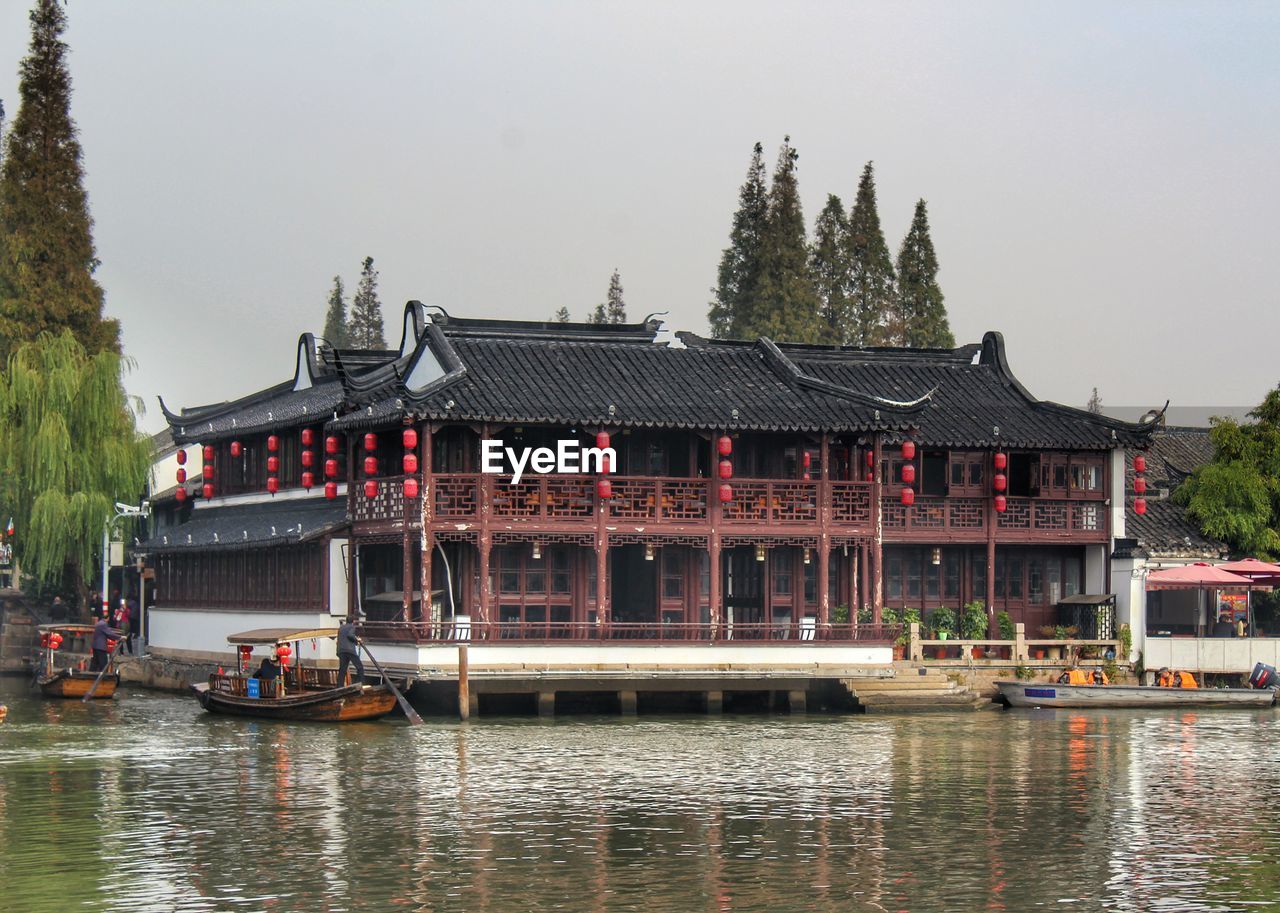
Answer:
[
  {"xmin": 1217, "ymin": 558, "xmax": 1280, "ymax": 580},
  {"xmin": 1146, "ymin": 563, "xmax": 1258, "ymax": 590}
]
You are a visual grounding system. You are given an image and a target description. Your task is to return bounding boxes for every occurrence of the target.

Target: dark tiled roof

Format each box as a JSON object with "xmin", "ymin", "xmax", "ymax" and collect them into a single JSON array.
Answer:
[
  {"xmin": 1125, "ymin": 427, "xmax": 1225, "ymax": 558},
  {"xmin": 139, "ymin": 497, "xmax": 347, "ymax": 552},
  {"xmin": 163, "ymin": 381, "xmax": 344, "ymax": 445}
]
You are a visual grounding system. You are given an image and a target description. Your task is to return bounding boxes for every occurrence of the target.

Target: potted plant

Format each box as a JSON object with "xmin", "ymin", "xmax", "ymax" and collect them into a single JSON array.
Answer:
[
  {"xmin": 961, "ymin": 600, "xmax": 988, "ymax": 658},
  {"xmin": 929, "ymin": 606, "xmax": 955, "ymax": 658},
  {"xmin": 883, "ymin": 606, "xmax": 906, "ymax": 660},
  {"xmin": 1035, "ymin": 624, "xmax": 1055, "ymax": 660},
  {"xmin": 997, "ymin": 611, "xmax": 1015, "ymax": 659}
]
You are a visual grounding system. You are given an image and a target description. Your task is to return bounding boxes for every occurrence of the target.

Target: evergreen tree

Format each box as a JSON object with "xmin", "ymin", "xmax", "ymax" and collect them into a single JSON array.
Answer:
[
  {"xmin": 810, "ymin": 194, "xmax": 850, "ymax": 340},
  {"xmin": 321, "ymin": 276, "xmax": 348, "ymax": 347},
  {"xmin": 589, "ymin": 303, "xmax": 607, "ymax": 325},
  {"xmin": 1087, "ymin": 388, "xmax": 1103, "ymax": 414},
  {"xmin": 605, "ymin": 269, "xmax": 627, "ymax": 324},
  {"xmin": 750, "ymin": 137, "xmax": 823, "ymax": 343},
  {"xmin": 0, "ymin": 1, "xmax": 119, "ymax": 362},
  {"xmin": 892, "ymin": 200, "xmax": 954, "ymax": 348},
  {"xmin": 0, "ymin": 331, "xmax": 151, "ymax": 600},
  {"xmin": 708, "ymin": 143, "xmax": 768, "ymax": 339},
  {"xmin": 552, "ymin": 307, "xmax": 570, "ymax": 323},
  {"xmin": 346, "ymin": 256, "xmax": 386, "ymax": 349},
  {"xmin": 845, "ymin": 162, "xmax": 896, "ymax": 346}
]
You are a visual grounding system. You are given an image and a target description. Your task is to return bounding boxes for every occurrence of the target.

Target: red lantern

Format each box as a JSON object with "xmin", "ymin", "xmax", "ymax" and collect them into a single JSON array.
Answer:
[
  {"xmin": 175, "ymin": 487, "xmax": 188, "ymax": 503},
  {"xmin": 1134, "ymin": 454, "xmax": 1147, "ymax": 474},
  {"xmin": 301, "ymin": 429, "xmax": 315, "ymax": 447},
  {"xmin": 105, "ymin": 639, "xmax": 117, "ymax": 652},
  {"xmin": 1135, "ymin": 477, "xmax": 1147, "ymax": 494},
  {"xmin": 802, "ymin": 452, "xmax": 812, "ymax": 469},
  {"xmin": 203, "ymin": 444, "xmax": 215, "ymax": 462},
  {"xmin": 364, "ymin": 433, "xmax": 377, "ymax": 452},
  {"xmin": 267, "ymin": 477, "xmax": 279, "ymax": 495},
  {"xmin": 1134, "ymin": 497, "xmax": 1147, "ymax": 515},
  {"xmin": 176, "ymin": 449, "xmax": 187, "ymax": 466},
  {"xmin": 324, "ymin": 481, "xmax": 338, "ymax": 500},
  {"xmin": 717, "ymin": 435, "xmax": 733, "ymax": 457},
  {"xmin": 364, "ymin": 480, "xmax": 379, "ymax": 499},
  {"xmin": 276, "ymin": 644, "xmax": 291, "ymax": 659},
  {"xmin": 403, "ymin": 477, "xmax": 420, "ymax": 499},
  {"xmin": 718, "ymin": 459, "xmax": 733, "ymax": 480},
  {"xmin": 50, "ymin": 633, "xmax": 63, "ymax": 649},
  {"xmin": 301, "ymin": 450, "xmax": 314, "ymax": 468},
  {"xmin": 994, "ymin": 494, "xmax": 1007, "ymax": 513},
  {"xmin": 994, "ymin": 452, "xmax": 1007, "ymax": 470},
  {"xmin": 597, "ymin": 478, "xmax": 612, "ymax": 500},
  {"xmin": 325, "ymin": 435, "xmax": 340, "ymax": 455},
  {"xmin": 900, "ymin": 487, "xmax": 915, "ymax": 507},
  {"xmin": 325, "ymin": 458, "xmax": 339, "ymax": 478},
  {"xmin": 202, "ymin": 483, "xmax": 214, "ymax": 500},
  {"xmin": 901, "ymin": 440, "xmax": 916, "ymax": 461},
  {"xmin": 230, "ymin": 441, "xmax": 242, "ymax": 458},
  {"xmin": 865, "ymin": 470, "xmax": 874, "ymax": 482},
  {"xmin": 403, "ymin": 427, "xmax": 418, "ymax": 450},
  {"xmin": 203, "ymin": 463, "xmax": 215, "ymax": 479},
  {"xmin": 596, "ymin": 431, "xmax": 610, "ymax": 450},
  {"xmin": 901, "ymin": 463, "xmax": 916, "ymax": 485},
  {"xmin": 993, "ymin": 473, "xmax": 1007, "ymax": 492},
  {"xmin": 363, "ymin": 455, "xmax": 378, "ymax": 476},
  {"xmin": 600, "ymin": 453, "xmax": 613, "ymax": 474},
  {"xmin": 301, "ymin": 472, "xmax": 314, "ymax": 490},
  {"xmin": 803, "ymin": 472, "xmax": 811, "ymax": 481},
  {"xmin": 719, "ymin": 482, "xmax": 733, "ymax": 503},
  {"xmin": 864, "ymin": 450, "xmax": 874, "ymax": 468},
  {"xmin": 267, "ymin": 455, "xmax": 279, "ymax": 473},
  {"xmin": 176, "ymin": 467, "xmax": 187, "ymax": 484},
  {"xmin": 267, "ymin": 435, "xmax": 279, "ymax": 452},
  {"xmin": 403, "ymin": 453, "xmax": 419, "ymax": 474}
]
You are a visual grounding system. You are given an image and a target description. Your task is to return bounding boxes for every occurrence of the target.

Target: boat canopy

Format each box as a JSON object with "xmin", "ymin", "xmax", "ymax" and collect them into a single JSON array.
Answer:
[
  {"xmin": 226, "ymin": 628, "xmax": 339, "ymax": 645},
  {"xmin": 37, "ymin": 624, "xmax": 96, "ymax": 635}
]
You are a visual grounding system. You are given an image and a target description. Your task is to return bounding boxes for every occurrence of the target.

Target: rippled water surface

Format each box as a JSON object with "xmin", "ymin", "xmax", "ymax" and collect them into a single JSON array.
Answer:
[{"xmin": 3, "ymin": 678, "xmax": 1280, "ymax": 912}]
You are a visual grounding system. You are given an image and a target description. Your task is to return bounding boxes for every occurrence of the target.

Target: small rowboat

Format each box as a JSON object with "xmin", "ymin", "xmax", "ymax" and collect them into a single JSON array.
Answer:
[
  {"xmin": 36, "ymin": 624, "xmax": 119, "ymax": 700},
  {"xmin": 191, "ymin": 627, "xmax": 401, "ymax": 723},
  {"xmin": 996, "ymin": 680, "xmax": 1275, "ymax": 709}
]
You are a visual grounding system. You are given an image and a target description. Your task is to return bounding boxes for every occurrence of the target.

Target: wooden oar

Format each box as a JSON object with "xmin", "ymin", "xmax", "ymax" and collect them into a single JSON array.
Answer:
[
  {"xmin": 82, "ymin": 637, "xmax": 123, "ymax": 703},
  {"xmin": 358, "ymin": 642, "xmax": 423, "ymax": 725}
]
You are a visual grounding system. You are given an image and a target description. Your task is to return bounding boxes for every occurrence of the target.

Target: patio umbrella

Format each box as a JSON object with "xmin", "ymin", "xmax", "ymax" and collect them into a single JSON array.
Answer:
[
  {"xmin": 1216, "ymin": 559, "xmax": 1280, "ymax": 635},
  {"xmin": 1146, "ymin": 563, "xmax": 1263, "ymax": 637}
]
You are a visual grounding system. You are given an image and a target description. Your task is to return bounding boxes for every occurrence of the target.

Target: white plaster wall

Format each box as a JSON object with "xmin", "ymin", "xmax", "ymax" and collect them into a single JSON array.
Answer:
[
  {"xmin": 369, "ymin": 641, "xmax": 892, "ymax": 670},
  {"xmin": 328, "ymin": 538, "xmax": 349, "ymax": 617},
  {"xmin": 1145, "ymin": 637, "xmax": 1280, "ymax": 674},
  {"xmin": 149, "ymin": 607, "xmax": 340, "ymax": 660},
  {"xmin": 1085, "ymin": 544, "xmax": 1108, "ymax": 596},
  {"xmin": 1109, "ymin": 449, "xmax": 1127, "ymax": 540},
  {"xmin": 1111, "ymin": 556, "xmax": 1146, "ymax": 662}
]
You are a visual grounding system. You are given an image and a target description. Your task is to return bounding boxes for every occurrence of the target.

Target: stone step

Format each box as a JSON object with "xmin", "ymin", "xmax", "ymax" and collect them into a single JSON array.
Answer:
[
  {"xmin": 857, "ymin": 690, "xmax": 978, "ymax": 705},
  {"xmin": 849, "ymin": 678, "xmax": 960, "ymax": 692},
  {"xmin": 862, "ymin": 696, "xmax": 991, "ymax": 714}
]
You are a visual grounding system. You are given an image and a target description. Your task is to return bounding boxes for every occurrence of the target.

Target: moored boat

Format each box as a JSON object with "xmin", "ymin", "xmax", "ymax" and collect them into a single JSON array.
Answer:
[
  {"xmin": 36, "ymin": 624, "xmax": 119, "ymax": 700},
  {"xmin": 996, "ymin": 679, "xmax": 1275, "ymax": 709},
  {"xmin": 191, "ymin": 628, "xmax": 401, "ymax": 722}
]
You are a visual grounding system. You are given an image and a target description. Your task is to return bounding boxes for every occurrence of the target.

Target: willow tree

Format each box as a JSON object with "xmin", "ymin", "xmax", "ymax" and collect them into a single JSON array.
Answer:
[{"xmin": 0, "ymin": 331, "xmax": 151, "ymax": 598}]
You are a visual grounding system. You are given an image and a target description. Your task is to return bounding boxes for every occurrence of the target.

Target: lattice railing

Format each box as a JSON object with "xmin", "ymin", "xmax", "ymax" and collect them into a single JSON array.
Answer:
[
  {"xmin": 433, "ymin": 474, "xmax": 479, "ymax": 519},
  {"xmin": 830, "ymin": 481, "xmax": 872, "ymax": 525},
  {"xmin": 353, "ymin": 474, "xmax": 407, "ymax": 523}
]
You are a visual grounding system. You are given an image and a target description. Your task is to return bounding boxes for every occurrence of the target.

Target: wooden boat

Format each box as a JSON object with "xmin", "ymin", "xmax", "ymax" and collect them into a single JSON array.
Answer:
[
  {"xmin": 996, "ymin": 679, "xmax": 1275, "ymax": 709},
  {"xmin": 0, "ymin": 704, "xmax": 7, "ymax": 724},
  {"xmin": 36, "ymin": 624, "xmax": 119, "ymax": 700},
  {"xmin": 192, "ymin": 627, "xmax": 401, "ymax": 722}
]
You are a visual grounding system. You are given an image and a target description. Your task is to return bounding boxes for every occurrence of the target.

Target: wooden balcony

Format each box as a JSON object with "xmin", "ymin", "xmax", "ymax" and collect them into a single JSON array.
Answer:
[
  {"xmin": 881, "ymin": 496, "xmax": 1108, "ymax": 542},
  {"xmin": 420, "ymin": 473, "xmax": 874, "ymax": 532}
]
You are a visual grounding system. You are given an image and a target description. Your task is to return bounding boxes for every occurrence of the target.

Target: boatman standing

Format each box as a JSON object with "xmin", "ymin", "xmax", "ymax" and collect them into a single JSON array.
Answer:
[
  {"xmin": 337, "ymin": 617, "xmax": 365, "ymax": 685},
  {"xmin": 90, "ymin": 615, "xmax": 121, "ymax": 672}
]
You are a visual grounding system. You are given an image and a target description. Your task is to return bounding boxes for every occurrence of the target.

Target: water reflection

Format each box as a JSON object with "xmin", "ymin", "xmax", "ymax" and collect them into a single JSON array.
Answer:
[{"xmin": 3, "ymin": 679, "xmax": 1280, "ymax": 912}]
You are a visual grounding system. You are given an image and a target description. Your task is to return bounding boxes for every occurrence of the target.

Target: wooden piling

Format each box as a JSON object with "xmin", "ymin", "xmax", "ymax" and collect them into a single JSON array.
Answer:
[{"xmin": 458, "ymin": 643, "xmax": 470, "ymax": 721}]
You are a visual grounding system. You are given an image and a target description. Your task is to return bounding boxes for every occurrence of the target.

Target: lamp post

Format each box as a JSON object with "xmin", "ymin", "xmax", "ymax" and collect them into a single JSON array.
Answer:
[{"xmin": 101, "ymin": 501, "xmax": 148, "ymax": 621}]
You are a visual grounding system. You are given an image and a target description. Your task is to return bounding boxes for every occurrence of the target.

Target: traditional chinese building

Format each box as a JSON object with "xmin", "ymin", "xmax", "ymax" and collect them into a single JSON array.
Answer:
[{"xmin": 143, "ymin": 304, "xmax": 1155, "ymax": 670}]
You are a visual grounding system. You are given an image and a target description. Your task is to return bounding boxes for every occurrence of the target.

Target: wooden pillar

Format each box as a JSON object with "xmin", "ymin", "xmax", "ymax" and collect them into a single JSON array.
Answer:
[
  {"xmin": 986, "ymin": 451, "xmax": 997, "ymax": 613},
  {"xmin": 789, "ymin": 689, "xmax": 807, "ymax": 713},
  {"xmin": 346, "ymin": 433, "xmax": 358, "ymax": 620},
  {"xmin": 705, "ymin": 690, "xmax": 723, "ymax": 714},
  {"xmin": 817, "ymin": 535, "xmax": 830, "ymax": 627},
  {"xmin": 817, "ymin": 433, "xmax": 830, "ymax": 627},
  {"xmin": 419, "ymin": 423, "xmax": 433, "ymax": 626},
  {"xmin": 595, "ymin": 536, "xmax": 609, "ymax": 626},
  {"xmin": 619, "ymin": 690, "xmax": 637, "ymax": 716},
  {"xmin": 708, "ymin": 532, "xmax": 722, "ymax": 634},
  {"xmin": 537, "ymin": 690, "xmax": 556, "ymax": 718},
  {"xmin": 457, "ymin": 643, "xmax": 470, "ymax": 721},
  {"xmin": 871, "ymin": 434, "xmax": 884, "ymax": 624},
  {"xmin": 858, "ymin": 543, "xmax": 869, "ymax": 620},
  {"xmin": 478, "ymin": 424, "xmax": 493, "ymax": 626}
]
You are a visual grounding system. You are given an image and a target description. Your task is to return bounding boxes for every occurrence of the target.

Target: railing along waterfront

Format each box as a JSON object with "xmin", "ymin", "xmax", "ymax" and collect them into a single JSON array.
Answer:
[
  {"xmin": 425, "ymin": 474, "xmax": 873, "ymax": 527},
  {"xmin": 360, "ymin": 620, "xmax": 900, "ymax": 645},
  {"xmin": 880, "ymin": 496, "xmax": 1106, "ymax": 539},
  {"xmin": 906, "ymin": 622, "xmax": 1121, "ymax": 665}
]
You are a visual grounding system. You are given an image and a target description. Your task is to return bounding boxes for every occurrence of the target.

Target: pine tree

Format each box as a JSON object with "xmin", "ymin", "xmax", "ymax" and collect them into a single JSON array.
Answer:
[
  {"xmin": 1087, "ymin": 388, "xmax": 1103, "ymax": 414},
  {"xmin": 810, "ymin": 194, "xmax": 850, "ymax": 340},
  {"xmin": 750, "ymin": 137, "xmax": 823, "ymax": 343},
  {"xmin": 0, "ymin": 331, "xmax": 151, "ymax": 600},
  {"xmin": 321, "ymin": 276, "xmax": 348, "ymax": 347},
  {"xmin": 708, "ymin": 143, "xmax": 768, "ymax": 339},
  {"xmin": 552, "ymin": 307, "xmax": 570, "ymax": 323},
  {"xmin": 0, "ymin": 0, "xmax": 119, "ymax": 362},
  {"xmin": 604, "ymin": 269, "xmax": 627, "ymax": 324},
  {"xmin": 346, "ymin": 256, "xmax": 386, "ymax": 349},
  {"xmin": 892, "ymin": 200, "xmax": 954, "ymax": 348},
  {"xmin": 845, "ymin": 162, "xmax": 896, "ymax": 346},
  {"xmin": 589, "ymin": 303, "xmax": 607, "ymax": 325}
]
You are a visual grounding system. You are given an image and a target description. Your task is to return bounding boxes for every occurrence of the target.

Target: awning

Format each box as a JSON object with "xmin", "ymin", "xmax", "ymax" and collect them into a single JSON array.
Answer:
[
  {"xmin": 1217, "ymin": 558, "xmax": 1280, "ymax": 579},
  {"xmin": 1056, "ymin": 594, "xmax": 1115, "ymax": 606},
  {"xmin": 226, "ymin": 628, "xmax": 338, "ymax": 645},
  {"xmin": 1146, "ymin": 562, "xmax": 1265, "ymax": 591}
]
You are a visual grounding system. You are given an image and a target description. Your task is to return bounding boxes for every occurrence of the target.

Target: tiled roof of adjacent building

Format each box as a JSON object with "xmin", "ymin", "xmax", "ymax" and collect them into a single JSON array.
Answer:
[
  {"xmin": 140, "ymin": 497, "xmax": 347, "ymax": 552},
  {"xmin": 1125, "ymin": 426, "xmax": 1225, "ymax": 558}
]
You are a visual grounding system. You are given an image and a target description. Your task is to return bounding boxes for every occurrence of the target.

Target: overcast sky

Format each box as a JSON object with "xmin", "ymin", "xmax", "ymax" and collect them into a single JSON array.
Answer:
[{"xmin": 2, "ymin": 1, "xmax": 1277, "ymax": 432}]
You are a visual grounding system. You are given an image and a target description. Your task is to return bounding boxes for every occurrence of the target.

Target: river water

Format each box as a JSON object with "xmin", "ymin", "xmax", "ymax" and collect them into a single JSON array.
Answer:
[{"xmin": 2, "ymin": 678, "xmax": 1280, "ymax": 913}]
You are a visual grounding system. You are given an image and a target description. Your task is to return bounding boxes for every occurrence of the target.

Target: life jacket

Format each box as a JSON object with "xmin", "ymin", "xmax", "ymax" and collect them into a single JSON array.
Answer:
[
  {"xmin": 1091, "ymin": 669, "xmax": 1109, "ymax": 685},
  {"xmin": 1156, "ymin": 671, "xmax": 1173, "ymax": 687},
  {"xmin": 1060, "ymin": 669, "xmax": 1089, "ymax": 685},
  {"xmin": 1175, "ymin": 671, "xmax": 1198, "ymax": 689}
]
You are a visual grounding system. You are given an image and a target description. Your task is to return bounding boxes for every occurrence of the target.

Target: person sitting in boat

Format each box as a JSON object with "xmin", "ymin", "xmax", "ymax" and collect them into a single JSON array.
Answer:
[
  {"xmin": 255, "ymin": 656, "xmax": 280, "ymax": 681},
  {"xmin": 1155, "ymin": 668, "xmax": 1174, "ymax": 687},
  {"xmin": 1173, "ymin": 670, "xmax": 1198, "ymax": 688},
  {"xmin": 1091, "ymin": 668, "xmax": 1109, "ymax": 685},
  {"xmin": 1057, "ymin": 667, "xmax": 1090, "ymax": 685}
]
